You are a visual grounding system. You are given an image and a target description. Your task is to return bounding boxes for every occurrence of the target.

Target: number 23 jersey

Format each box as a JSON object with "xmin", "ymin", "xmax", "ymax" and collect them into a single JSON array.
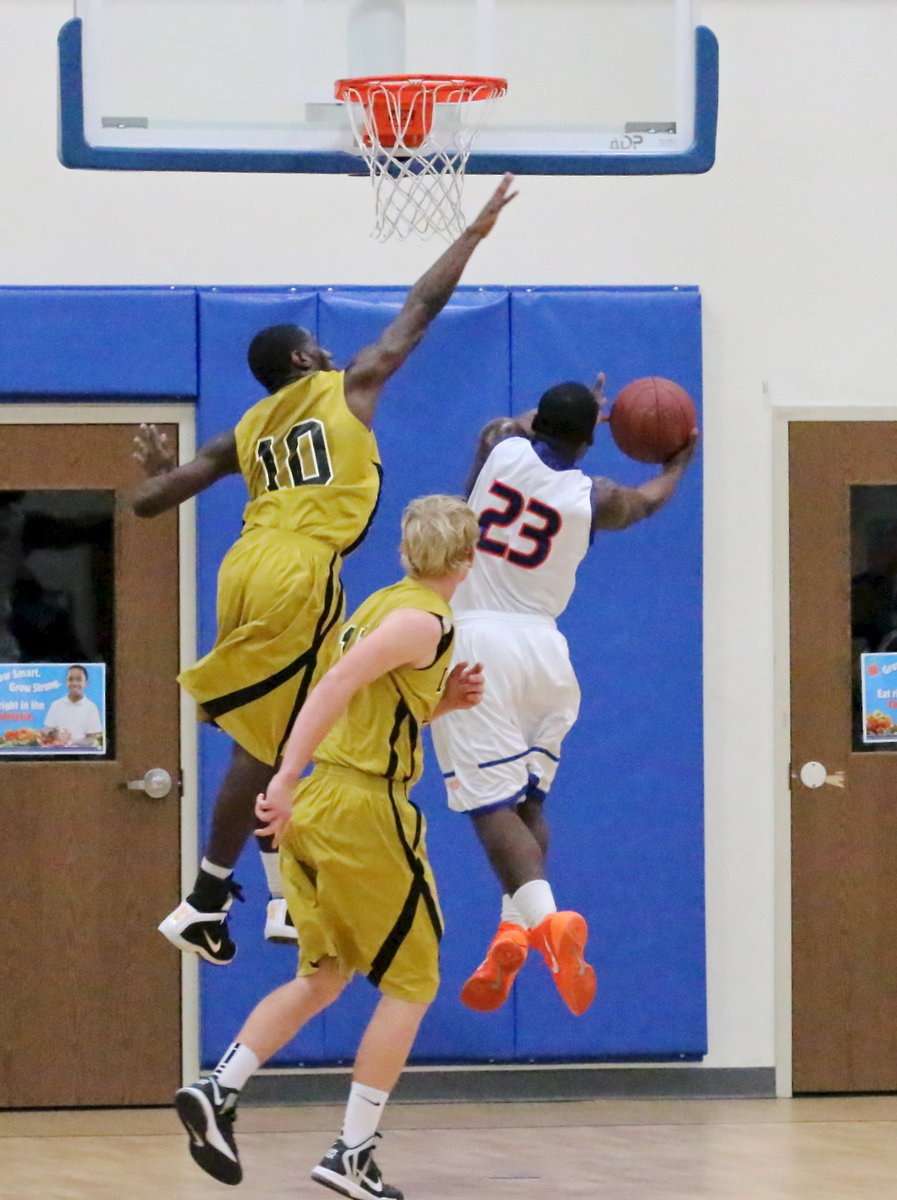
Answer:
[
  {"xmin": 235, "ymin": 369, "xmax": 382, "ymax": 556},
  {"xmin": 454, "ymin": 436, "xmax": 592, "ymax": 619}
]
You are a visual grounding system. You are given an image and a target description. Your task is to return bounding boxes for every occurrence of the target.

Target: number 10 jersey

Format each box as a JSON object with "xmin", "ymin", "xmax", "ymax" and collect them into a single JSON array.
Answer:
[
  {"xmin": 453, "ymin": 436, "xmax": 593, "ymax": 620},
  {"xmin": 235, "ymin": 369, "xmax": 382, "ymax": 557}
]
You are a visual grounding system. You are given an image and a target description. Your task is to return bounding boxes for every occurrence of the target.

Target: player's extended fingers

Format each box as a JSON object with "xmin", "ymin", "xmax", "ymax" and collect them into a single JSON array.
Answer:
[
  {"xmin": 460, "ymin": 661, "xmax": 484, "ymax": 684},
  {"xmin": 495, "ymin": 172, "xmax": 518, "ymax": 208}
]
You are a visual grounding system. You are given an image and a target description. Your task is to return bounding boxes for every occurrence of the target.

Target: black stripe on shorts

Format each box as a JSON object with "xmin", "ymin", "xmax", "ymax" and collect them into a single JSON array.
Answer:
[
  {"xmin": 366, "ymin": 778, "xmax": 443, "ymax": 990},
  {"xmin": 202, "ymin": 552, "xmax": 339, "ymax": 724}
]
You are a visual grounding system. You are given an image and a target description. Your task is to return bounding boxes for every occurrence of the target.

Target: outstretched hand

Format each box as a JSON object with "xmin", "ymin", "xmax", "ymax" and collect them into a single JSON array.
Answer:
[
  {"xmin": 133, "ymin": 423, "xmax": 176, "ymax": 478},
  {"xmin": 442, "ymin": 660, "xmax": 485, "ymax": 712},
  {"xmin": 467, "ymin": 173, "xmax": 517, "ymax": 239}
]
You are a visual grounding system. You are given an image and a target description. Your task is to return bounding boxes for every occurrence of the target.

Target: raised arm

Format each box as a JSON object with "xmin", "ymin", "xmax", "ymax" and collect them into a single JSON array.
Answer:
[
  {"xmin": 463, "ymin": 409, "xmax": 536, "ymax": 497},
  {"xmin": 343, "ymin": 174, "xmax": 517, "ymax": 427},
  {"xmin": 591, "ymin": 432, "xmax": 698, "ymax": 532},
  {"xmin": 131, "ymin": 424, "xmax": 240, "ymax": 518},
  {"xmin": 255, "ymin": 607, "xmax": 442, "ymax": 841}
]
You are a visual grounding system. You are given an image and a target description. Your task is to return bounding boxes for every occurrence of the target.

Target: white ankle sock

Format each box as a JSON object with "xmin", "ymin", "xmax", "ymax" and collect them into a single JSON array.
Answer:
[
  {"xmin": 342, "ymin": 1081, "xmax": 389, "ymax": 1148},
  {"xmin": 212, "ymin": 1042, "xmax": 260, "ymax": 1091},
  {"xmin": 501, "ymin": 894, "xmax": 525, "ymax": 926},
  {"xmin": 512, "ymin": 879, "xmax": 557, "ymax": 929},
  {"xmin": 259, "ymin": 848, "xmax": 284, "ymax": 898},
  {"xmin": 200, "ymin": 858, "xmax": 232, "ymax": 881}
]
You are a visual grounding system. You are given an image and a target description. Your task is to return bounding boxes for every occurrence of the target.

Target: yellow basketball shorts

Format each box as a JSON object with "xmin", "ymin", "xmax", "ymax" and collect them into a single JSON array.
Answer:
[
  {"xmin": 279, "ymin": 763, "xmax": 444, "ymax": 1005},
  {"xmin": 178, "ymin": 526, "xmax": 345, "ymax": 766}
]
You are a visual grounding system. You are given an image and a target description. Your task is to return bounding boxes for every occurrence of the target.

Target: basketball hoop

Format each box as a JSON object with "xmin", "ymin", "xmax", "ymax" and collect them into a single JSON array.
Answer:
[{"xmin": 335, "ymin": 74, "xmax": 507, "ymax": 242}]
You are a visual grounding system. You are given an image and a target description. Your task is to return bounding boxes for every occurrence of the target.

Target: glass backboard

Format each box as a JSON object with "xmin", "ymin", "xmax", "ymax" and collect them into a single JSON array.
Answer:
[{"xmin": 59, "ymin": 0, "xmax": 717, "ymax": 175}]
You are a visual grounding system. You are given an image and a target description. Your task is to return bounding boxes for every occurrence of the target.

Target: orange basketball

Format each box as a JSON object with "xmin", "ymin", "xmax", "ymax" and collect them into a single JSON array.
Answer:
[{"xmin": 609, "ymin": 377, "xmax": 697, "ymax": 464}]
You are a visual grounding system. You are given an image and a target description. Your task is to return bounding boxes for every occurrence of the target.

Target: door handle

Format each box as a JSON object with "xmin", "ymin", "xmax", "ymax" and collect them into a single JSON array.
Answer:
[
  {"xmin": 791, "ymin": 761, "xmax": 846, "ymax": 790},
  {"xmin": 125, "ymin": 768, "xmax": 173, "ymax": 799}
]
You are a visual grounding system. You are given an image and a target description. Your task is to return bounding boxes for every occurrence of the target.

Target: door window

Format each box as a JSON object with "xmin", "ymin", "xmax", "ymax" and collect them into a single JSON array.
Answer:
[
  {"xmin": 850, "ymin": 486, "xmax": 897, "ymax": 751},
  {"xmin": 0, "ymin": 490, "xmax": 115, "ymax": 757}
]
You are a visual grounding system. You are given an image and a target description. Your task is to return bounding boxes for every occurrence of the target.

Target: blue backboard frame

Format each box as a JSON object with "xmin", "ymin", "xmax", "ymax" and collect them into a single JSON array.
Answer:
[{"xmin": 58, "ymin": 17, "xmax": 717, "ymax": 177}]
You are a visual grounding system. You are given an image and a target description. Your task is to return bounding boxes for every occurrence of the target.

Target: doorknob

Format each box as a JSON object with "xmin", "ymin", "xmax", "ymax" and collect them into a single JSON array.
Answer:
[
  {"xmin": 125, "ymin": 768, "xmax": 173, "ymax": 799},
  {"xmin": 792, "ymin": 761, "xmax": 846, "ymax": 790}
]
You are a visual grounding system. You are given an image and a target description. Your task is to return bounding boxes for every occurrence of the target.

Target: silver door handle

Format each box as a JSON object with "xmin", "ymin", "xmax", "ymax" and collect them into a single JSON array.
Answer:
[
  {"xmin": 792, "ymin": 761, "xmax": 846, "ymax": 790},
  {"xmin": 126, "ymin": 768, "xmax": 173, "ymax": 799}
]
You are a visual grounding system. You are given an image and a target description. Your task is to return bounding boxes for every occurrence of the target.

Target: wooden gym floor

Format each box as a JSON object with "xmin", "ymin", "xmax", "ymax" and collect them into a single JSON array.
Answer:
[{"xmin": 3, "ymin": 1095, "xmax": 897, "ymax": 1199}]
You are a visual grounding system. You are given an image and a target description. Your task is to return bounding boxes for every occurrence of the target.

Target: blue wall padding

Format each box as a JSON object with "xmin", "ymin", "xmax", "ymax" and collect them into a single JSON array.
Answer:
[
  {"xmin": 509, "ymin": 289, "xmax": 705, "ymax": 1058},
  {"xmin": 193, "ymin": 285, "xmax": 704, "ymax": 1067},
  {"xmin": 0, "ymin": 284, "xmax": 704, "ymax": 1067},
  {"xmin": 313, "ymin": 290, "xmax": 516, "ymax": 1064},
  {"xmin": 193, "ymin": 291, "xmax": 328, "ymax": 1058},
  {"xmin": 0, "ymin": 288, "xmax": 197, "ymax": 395}
]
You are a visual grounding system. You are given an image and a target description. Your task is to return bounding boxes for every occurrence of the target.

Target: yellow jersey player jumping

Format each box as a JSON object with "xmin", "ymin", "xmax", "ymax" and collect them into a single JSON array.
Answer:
[
  {"xmin": 173, "ymin": 495, "xmax": 483, "ymax": 1200},
  {"xmin": 132, "ymin": 175, "xmax": 516, "ymax": 965}
]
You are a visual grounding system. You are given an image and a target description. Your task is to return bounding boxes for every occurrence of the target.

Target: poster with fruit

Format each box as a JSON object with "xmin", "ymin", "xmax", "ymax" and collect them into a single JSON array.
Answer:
[
  {"xmin": 0, "ymin": 662, "xmax": 106, "ymax": 755},
  {"xmin": 861, "ymin": 653, "xmax": 897, "ymax": 743}
]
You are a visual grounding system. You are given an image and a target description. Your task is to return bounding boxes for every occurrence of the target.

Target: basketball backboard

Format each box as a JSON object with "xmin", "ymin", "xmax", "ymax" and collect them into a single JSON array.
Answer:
[{"xmin": 59, "ymin": 0, "xmax": 717, "ymax": 176}]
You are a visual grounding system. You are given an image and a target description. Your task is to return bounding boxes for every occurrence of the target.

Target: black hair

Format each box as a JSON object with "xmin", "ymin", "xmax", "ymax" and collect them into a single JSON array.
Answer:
[
  {"xmin": 531, "ymin": 382, "xmax": 599, "ymax": 446},
  {"xmin": 68, "ymin": 664, "xmax": 88, "ymax": 680},
  {"xmin": 247, "ymin": 325, "xmax": 315, "ymax": 393}
]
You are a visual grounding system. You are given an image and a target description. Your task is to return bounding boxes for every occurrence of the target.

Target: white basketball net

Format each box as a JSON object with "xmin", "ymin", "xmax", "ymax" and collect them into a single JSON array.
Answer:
[{"xmin": 336, "ymin": 76, "xmax": 507, "ymax": 242}]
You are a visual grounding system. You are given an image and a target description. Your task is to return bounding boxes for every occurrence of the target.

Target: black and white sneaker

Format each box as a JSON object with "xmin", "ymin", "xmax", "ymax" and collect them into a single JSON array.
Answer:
[
  {"xmin": 311, "ymin": 1134, "xmax": 403, "ymax": 1200},
  {"xmin": 264, "ymin": 897, "xmax": 298, "ymax": 943},
  {"xmin": 175, "ymin": 1077, "xmax": 242, "ymax": 1185},
  {"xmin": 158, "ymin": 881, "xmax": 243, "ymax": 965}
]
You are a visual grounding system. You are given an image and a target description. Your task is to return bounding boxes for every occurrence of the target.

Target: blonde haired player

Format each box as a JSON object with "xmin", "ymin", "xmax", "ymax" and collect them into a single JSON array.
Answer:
[
  {"xmin": 174, "ymin": 495, "xmax": 483, "ymax": 1200},
  {"xmin": 132, "ymin": 175, "xmax": 514, "ymax": 965}
]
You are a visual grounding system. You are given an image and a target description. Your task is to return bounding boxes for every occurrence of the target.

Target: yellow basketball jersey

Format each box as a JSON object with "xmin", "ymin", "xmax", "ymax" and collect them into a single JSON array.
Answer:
[
  {"xmin": 315, "ymin": 579, "xmax": 455, "ymax": 785},
  {"xmin": 234, "ymin": 370, "xmax": 382, "ymax": 555}
]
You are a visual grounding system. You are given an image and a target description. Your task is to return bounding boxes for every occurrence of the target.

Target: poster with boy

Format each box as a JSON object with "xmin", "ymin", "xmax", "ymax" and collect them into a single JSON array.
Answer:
[
  {"xmin": 0, "ymin": 663, "xmax": 106, "ymax": 754},
  {"xmin": 861, "ymin": 652, "xmax": 897, "ymax": 743}
]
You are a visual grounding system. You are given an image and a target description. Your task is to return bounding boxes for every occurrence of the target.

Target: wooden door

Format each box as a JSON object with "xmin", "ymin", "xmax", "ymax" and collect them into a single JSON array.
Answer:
[
  {"xmin": 791, "ymin": 421, "xmax": 897, "ymax": 1092},
  {"xmin": 0, "ymin": 424, "xmax": 181, "ymax": 1107}
]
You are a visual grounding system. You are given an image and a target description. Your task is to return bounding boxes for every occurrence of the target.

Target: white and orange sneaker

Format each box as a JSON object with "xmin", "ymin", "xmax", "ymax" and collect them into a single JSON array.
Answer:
[
  {"xmin": 460, "ymin": 921, "xmax": 529, "ymax": 1012},
  {"xmin": 264, "ymin": 897, "xmax": 298, "ymax": 943},
  {"xmin": 529, "ymin": 911, "xmax": 596, "ymax": 1015}
]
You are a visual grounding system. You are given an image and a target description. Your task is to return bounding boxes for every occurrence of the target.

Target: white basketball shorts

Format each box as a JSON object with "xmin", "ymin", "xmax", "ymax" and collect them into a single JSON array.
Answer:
[{"xmin": 430, "ymin": 611, "xmax": 580, "ymax": 814}]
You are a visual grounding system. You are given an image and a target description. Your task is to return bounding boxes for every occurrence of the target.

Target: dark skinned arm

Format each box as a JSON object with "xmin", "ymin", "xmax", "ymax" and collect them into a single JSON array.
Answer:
[
  {"xmin": 343, "ymin": 173, "xmax": 517, "ymax": 428},
  {"xmin": 131, "ymin": 423, "xmax": 240, "ymax": 517},
  {"xmin": 463, "ymin": 409, "xmax": 536, "ymax": 497},
  {"xmin": 591, "ymin": 431, "xmax": 698, "ymax": 532}
]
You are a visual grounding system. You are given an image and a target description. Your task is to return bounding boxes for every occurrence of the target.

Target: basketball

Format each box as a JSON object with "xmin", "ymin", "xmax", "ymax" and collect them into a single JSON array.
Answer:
[{"xmin": 608, "ymin": 377, "xmax": 697, "ymax": 464}]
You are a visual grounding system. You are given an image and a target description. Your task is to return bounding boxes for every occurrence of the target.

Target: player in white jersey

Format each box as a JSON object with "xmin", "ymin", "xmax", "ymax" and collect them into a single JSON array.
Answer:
[{"xmin": 431, "ymin": 377, "xmax": 697, "ymax": 1015}]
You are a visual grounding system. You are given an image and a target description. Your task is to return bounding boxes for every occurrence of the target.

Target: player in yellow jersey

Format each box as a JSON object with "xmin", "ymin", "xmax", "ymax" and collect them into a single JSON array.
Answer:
[
  {"xmin": 174, "ymin": 496, "xmax": 482, "ymax": 1199},
  {"xmin": 132, "ymin": 175, "xmax": 515, "ymax": 966}
]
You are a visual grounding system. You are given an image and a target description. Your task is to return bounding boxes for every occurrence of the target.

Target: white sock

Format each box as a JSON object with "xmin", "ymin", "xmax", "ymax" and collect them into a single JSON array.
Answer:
[
  {"xmin": 512, "ymin": 879, "xmax": 557, "ymax": 929},
  {"xmin": 501, "ymin": 895, "xmax": 525, "ymax": 926},
  {"xmin": 212, "ymin": 1041, "xmax": 260, "ymax": 1092},
  {"xmin": 342, "ymin": 1081, "xmax": 389, "ymax": 1148},
  {"xmin": 259, "ymin": 848, "xmax": 284, "ymax": 898},
  {"xmin": 201, "ymin": 857, "xmax": 232, "ymax": 881}
]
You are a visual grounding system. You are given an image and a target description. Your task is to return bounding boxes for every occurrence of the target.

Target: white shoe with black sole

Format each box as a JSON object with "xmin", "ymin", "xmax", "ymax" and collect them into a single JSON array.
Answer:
[
  {"xmin": 312, "ymin": 1135, "xmax": 403, "ymax": 1200},
  {"xmin": 264, "ymin": 897, "xmax": 298, "ymax": 942},
  {"xmin": 158, "ymin": 899, "xmax": 237, "ymax": 965},
  {"xmin": 175, "ymin": 1077, "xmax": 242, "ymax": 1185}
]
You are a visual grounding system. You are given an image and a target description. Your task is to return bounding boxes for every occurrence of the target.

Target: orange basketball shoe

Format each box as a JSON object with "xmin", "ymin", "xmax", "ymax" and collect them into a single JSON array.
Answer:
[
  {"xmin": 529, "ymin": 911, "xmax": 596, "ymax": 1016},
  {"xmin": 460, "ymin": 922, "xmax": 529, "ymax": 1012}
]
